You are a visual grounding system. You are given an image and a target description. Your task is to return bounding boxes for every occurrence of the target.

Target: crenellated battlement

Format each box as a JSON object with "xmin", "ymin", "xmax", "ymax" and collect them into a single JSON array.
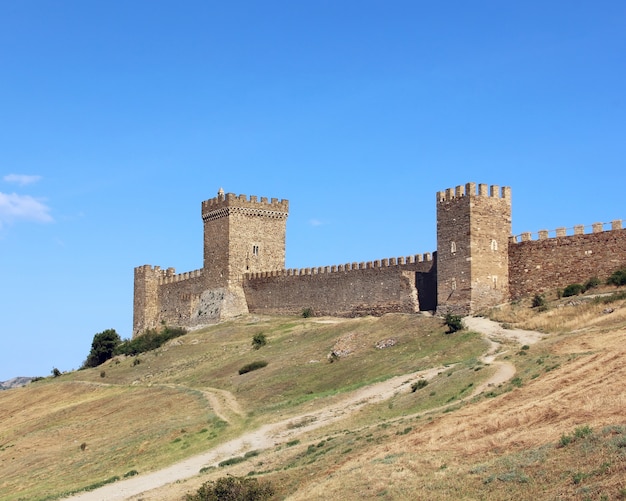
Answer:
[
  {"xmin": 244, "ymin": 253, "xmax": 433, "ymax": 280},
  {"xmin": 510, "ymin": 220, "xmax": 623, "ymax": 243},
  {"xmin": 134, "ymin": 264, "xmax": 167, "ymax": 277},
  {"xmin": 201, "ymin": 189, "xmax": 289, "ymax": 222},
  {"xmin": 436, "ymin": 182, "xmax": 511, "ymax": 204},
  {"xmin": 134, "ymin": 264, "xmax": 204, "ymax": 281},
  {"xmin": 159, "ymin": 268, "xmax": 203, "ymax": 285}
]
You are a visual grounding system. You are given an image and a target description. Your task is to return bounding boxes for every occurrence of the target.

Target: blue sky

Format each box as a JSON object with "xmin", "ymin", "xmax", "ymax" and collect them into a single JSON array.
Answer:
[{"xmin": 1, "ymin": 1, "xmax": 625, "ymax": 380}]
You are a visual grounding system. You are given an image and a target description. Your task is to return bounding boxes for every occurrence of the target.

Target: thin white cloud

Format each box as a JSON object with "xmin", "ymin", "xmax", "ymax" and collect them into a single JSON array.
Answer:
[
  {"xmin": 0, "ymin": 192, "xmax": 53, "ymax": 227},
  {"xmin": 3, "ymin": 174, "xmax": 42, "ymax": 186},
  {"xmin": 309, "ymin": 218, "xmax": 324, "ymax": 227}
]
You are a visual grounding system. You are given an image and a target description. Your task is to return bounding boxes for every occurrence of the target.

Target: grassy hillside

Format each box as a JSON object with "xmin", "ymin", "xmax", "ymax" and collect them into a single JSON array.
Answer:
[
  {"xmin": 2, "ymin": 288, "xmax": 626, "ymax": 500},
  {"xmin": 0, "ymin": 314, "xmax": 486, "ymax": 500}
]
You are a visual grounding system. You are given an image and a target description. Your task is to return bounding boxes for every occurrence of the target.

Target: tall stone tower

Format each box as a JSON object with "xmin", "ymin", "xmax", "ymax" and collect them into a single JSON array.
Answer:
[
  {"xmin": 436, "ymin": 183, "xmax": 511, "ymax": 314},
  {"xmin": 201, "ymin": 189, "xmax": 289, "ymax": 303}
]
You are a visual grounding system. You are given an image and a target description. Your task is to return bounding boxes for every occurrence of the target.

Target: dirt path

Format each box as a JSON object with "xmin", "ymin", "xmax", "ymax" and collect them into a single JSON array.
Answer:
[
  {"xmin": 464, "ymin": 316, "xmax": 544, "ymax": 398},
  {"xmin": 159, "ymin": 384, "xmax": 244, "ymax": 425},
  {"xmin": 463, "ymin": 316, "xmax": 544, "ymax": 347},
  {"xmin": 62, "ymin": 316, "xmax": 536, "ymax": 501}
]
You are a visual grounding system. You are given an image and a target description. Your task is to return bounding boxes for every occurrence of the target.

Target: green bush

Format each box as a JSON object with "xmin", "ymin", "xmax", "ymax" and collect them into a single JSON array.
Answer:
[
  {"xmin": 115, "ymin": 326, "xmax": 187, "ymax": 357},
  {"xmin": 252, "ymin": 333, "xmax": 267, "ymax": 350},
  {"xmin": 562, "ymin": 283, "xmax": 584, "ymax": 297},
  {"xmin": 51, "ymin": 367, "xmax": 61, "ymax": 377},
  {"xmin": 218, "ymin": 456, "xmax": 247, "ymax": 467},
  {"xmin": 83, "ymin": 329, "xmax": 121, "ymax": 368},
  {"xmin": 444, "ymin": 314, "xmax": 464, "ymax": 334},
  {"xmin": 558, "ymin": 425, "xmax": 593, "ymax": 448},
  {"xmin": 239, "ymin": 360, "xmax": 268, "ymax": 375},
  {"xmin": 583, "ymin": 276, "xmax": 600, "ymax": 291},
  {"xmin": 607, "ymin": 268, "xmax": 626, "ymax": 286},
  {"xmin": 411, "ymin": 379, "xmax": 428, "ymax": 392},
  {"xmin": 302, "ymin": 307, "xmax": 313, "ymax": 318},
  {"xmin": 185, "ymin": 475, "xmax": 275, "ymax": 501},
  {"xmin": 531, "ymin": 294, "xmax": 547, "ymax": 309}
]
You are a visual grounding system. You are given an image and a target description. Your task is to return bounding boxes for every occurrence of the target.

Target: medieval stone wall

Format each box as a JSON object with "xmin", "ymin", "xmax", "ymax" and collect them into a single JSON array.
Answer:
[
  {"xmin": 134, "ymin": 185, "xmax": 626, "ymax": 336},
  {"xmin": 156, "ymin": 273, "xmax": 207, "ymax": 328},
  {"xmin": 509, "ymin": 222, "xmax": 626, "ymax": 298},
  {"xmin": 242, "ymin": 255, "xmax": 435, "ymax": 317}
]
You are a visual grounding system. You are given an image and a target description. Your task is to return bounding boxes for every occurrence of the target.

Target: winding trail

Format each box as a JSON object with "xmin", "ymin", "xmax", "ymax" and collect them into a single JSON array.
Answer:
[
  {"xmin": 159, "ymin": 384, "xmax": 245, "ymax": 425},
  {"xmin": 62, "ymin": 316, "xmax": 543, "ymax": 501},
  {"xmin": 463, "ymin": 316, "xmax": 544, "ymax": 398}
]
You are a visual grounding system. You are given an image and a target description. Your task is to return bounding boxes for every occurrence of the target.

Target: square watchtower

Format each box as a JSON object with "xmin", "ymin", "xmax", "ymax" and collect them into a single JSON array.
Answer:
[
  {"xmin": 436, "ymin": 183, "xmax": 512, "ymax": 314},
  {"xmin": 201, "ymin": 188, "xmax": 289, "ymax": 289}
]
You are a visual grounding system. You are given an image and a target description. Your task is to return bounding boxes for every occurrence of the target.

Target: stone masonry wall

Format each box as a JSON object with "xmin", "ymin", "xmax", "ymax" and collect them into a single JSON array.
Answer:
[
  {"xmin": 135, "ymin": 186, "xmax": 626, "ymax": 336},
  {"xmin": 436, "ymin": 188, "xmax": 472, "ymax": 313},
  {"xmin": 156, "ymin": 273, "xmax": 207, "ymax": 329},
  {"xmin": 465, "ymin": 185, "xmax": 511, "ymax": 312},
  {"xmin": 133, "ymin": 265, "xmax": 162, "ymax": 335},
  {"xmin": 509, "ymin": 222, "xmax": 626, "ymax": 298},
  {"xmin": 436, "ymin": 183, "xmax": 511, "ymax": 314},
  {"xmin": 243, "ymin": 256, "xmax": 435, "ymax": 317},
  {"xmin": 202, "ymin": 192, "xmax": 289, "ymax": 284}
]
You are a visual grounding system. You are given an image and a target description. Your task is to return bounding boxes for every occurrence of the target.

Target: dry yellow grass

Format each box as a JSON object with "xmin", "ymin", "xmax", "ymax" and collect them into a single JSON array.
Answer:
[
  {"xmin": 0, "ymin": 314, "xmax": 484, "ymax": 500},
  {"xmin": 0, "ymin": 382, "xmax": 219, "ymax": 500},
  {"xmin": 3, "ymin": 291, "xmax": 626, "ymax": 501},
  {"xmin": 172, "ymin": 293, "xmax": 626, "ymax": 501}
]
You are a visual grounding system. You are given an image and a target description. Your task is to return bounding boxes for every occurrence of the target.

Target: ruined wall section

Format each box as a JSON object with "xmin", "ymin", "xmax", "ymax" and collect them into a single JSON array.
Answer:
[
  {"xmin": 133, "ymin": 265, "xmax": 163, "ymax": 336},
  {"xmin": 243, "ymin": 255, "xmax": 435, "ymax": 317},
  {"xmin": 133, "ymin": 267, "xmax": 209, "ymax": 335},
  {"xmin": 509, "ymin": 221, "xmax": 626, "ymax": 298},
  {"xmin": 156, "ymin": 270, "xmax": 207, "ymax": 328}
]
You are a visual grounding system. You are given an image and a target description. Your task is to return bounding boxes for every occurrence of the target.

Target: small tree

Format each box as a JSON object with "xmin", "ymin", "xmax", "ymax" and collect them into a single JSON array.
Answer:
[
  {"xmin": 444, "ymin": 314, "xmax": 464, "ymax": 334},
  {"xmin": 51, "ymin": 367, "xmax": 61, "ymax": 377},
  {"xmin": 83, "ymin": 329, "xmax": 121, "ymax": 368}
]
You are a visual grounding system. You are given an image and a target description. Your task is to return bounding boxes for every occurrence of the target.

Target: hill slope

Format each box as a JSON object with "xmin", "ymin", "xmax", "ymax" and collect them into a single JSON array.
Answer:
[{"xmin": 2, "ymin": 291, "xmax": 626, "ymax": 500}]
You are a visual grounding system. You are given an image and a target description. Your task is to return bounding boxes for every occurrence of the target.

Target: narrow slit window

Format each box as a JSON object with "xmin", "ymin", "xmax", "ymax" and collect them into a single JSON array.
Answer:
[
  {"xmin": 252, "ymin": 245, "xmax": 259, "ymax": 256},
  {"xmin": 491, "ymin": 239, "xmax": 498, "ymax": 251},
  {"xmin": 450, "ymin": 241, "xmax": 457, "ymax": 254}
]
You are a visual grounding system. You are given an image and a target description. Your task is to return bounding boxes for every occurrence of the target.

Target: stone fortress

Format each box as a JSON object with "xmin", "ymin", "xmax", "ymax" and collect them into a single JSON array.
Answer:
[{"xmin": 133, "ymin": 183, "xmax": 626, "ymax": 337}]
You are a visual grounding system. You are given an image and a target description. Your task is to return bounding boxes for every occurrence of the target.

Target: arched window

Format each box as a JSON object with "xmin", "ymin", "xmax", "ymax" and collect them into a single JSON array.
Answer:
[
  {"xmin": 451, "ymin": 278, "xmax": 457, "ymax": 291},
  {"xmin": 491, "ymin": 239, "xmax": 498, "ymax": 251},
  {"xmin": 450, "ymin": 241, "xmax": 457, "ymax": 254}
]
